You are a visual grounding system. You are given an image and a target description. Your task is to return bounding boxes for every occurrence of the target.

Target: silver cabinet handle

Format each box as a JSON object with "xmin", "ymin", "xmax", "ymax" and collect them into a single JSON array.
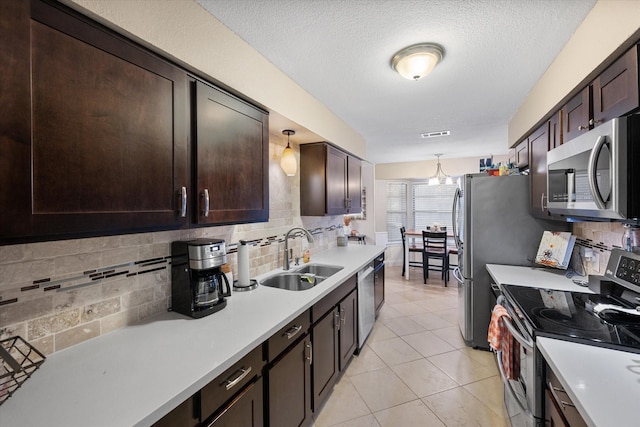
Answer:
[
  {"xmin": 540, "ymin": 192, "xmax": 547, "ymax": 212},
  {"xmin": 201, "ymin": 188, "xmax": 210, "ymax": 217},
  {"xmin": 223, "ymin": 366, "xmax": 252, "ymax": 391},
  {"xmin": 306, "ymin": 341, "xmax": 313, "ymax": 365},
  {"xmin": 334, "ymin": 311, "xmax": 341, "ymax": 330},
  {"xmin": 578, "ymin": 125, "xmax": 589, "ymax": 131},
  {"xmin": 180, "ymin": 186, "xmax": 187, "ymax": 217},
  {"xmin": 283, "ymin": 324, "xmax": 302, "ymax": 340},
  {"xmin": 548, "ymin": 382, "xmax": 576, "ymax": 410},
  {"xmin": 340, "ymin": 307, "xmax": 346, "ymax": 325}
]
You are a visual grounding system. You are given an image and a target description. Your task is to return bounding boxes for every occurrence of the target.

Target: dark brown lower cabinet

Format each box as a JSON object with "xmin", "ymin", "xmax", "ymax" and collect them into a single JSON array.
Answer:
[
  {"xmin": 266, "ymin": 336, "xmax": 313, "ymax": 427},
  {"xmin": 544, "ymin": 363, "xmax": 587, "ymax": 427},
  {"xmin": 312, "ymin": 287, "xmax": 358, "ymax": 412},
  {"xmin": 312, "ymin": 307, "xmax": 339, "ymax": 410},
  {"xmin": 204, "ymin": 377, "xmax": 264, "ymax": 427}
]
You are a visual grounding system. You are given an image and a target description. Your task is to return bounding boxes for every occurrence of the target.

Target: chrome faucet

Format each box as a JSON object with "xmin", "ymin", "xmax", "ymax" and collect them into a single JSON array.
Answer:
[{"xmin": 283, "ymin": 227, "xmax": 314, "ymax": 270}]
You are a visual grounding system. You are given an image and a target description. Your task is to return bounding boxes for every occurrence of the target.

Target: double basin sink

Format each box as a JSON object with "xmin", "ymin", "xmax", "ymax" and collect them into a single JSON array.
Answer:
[{"xmin": 260, "ymin": 264, "xmax": 343, "ymax": 291}]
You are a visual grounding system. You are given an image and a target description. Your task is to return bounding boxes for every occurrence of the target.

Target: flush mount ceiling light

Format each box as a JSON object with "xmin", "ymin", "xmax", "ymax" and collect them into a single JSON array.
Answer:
[
  {"xmin": 391, "ymin": 43, "xmax": 444, "ymax": 81},
  {"xmin": 428, "ymin": 153, "xmax": 453, "ymax": 186},
  {"xmin": 421, "ymin": 130, "xmax": 451, "ymax": 139},
  {"xmin": 280, "ymin": 129, "xmax": 297, "ymax": 176}
]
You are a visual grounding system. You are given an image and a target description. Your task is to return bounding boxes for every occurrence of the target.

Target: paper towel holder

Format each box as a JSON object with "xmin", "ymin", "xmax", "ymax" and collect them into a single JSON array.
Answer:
[{"xmin": 234, "ymin": 240, "xmax": 258, "ymax": 291}]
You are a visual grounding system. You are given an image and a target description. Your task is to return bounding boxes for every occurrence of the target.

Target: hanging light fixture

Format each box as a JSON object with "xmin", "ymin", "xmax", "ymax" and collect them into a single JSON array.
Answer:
[
  {"xmin": 428, "ymin": 154, "xmax": 453, "ymax": 185},
  {"xmin": 391, "ymin": 43, "xmax": 444, "ymax": 81},
  {"xmin": 280, "ymin": 129, "xmax": 297, "ymax": 176}
]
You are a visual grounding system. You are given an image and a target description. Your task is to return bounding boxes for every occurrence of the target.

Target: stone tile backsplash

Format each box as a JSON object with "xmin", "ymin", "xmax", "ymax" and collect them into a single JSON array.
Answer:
[
  {"xmin": 0, "ymin": 134, "xmax": 344, "ymax": 355},
  {"xmin": 572, "ymin": 221, "xmax": 629, "ymax": 275}
]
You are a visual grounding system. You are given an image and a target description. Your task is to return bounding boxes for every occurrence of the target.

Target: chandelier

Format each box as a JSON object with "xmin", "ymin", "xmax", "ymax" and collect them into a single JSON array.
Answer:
[{"xmin": 428, "ymin": 154, "xmax": 453, "ymax": 185}]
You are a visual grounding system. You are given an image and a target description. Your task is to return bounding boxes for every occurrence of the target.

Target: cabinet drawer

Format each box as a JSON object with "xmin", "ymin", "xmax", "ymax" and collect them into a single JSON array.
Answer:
[
  {"xmin": 312, "ymin": 275, "xmax": 357, "ymax": 323},
  {"xmin": 201, "ymin": 345, "xmax": 264, "ymax": 421},
  {"xmin": 547, "ymin": 366, "xmax": 588, "ymax": 427},
  {"xmin": 266, "ymin": 310, "xmax": 310, "ymax": 361}
]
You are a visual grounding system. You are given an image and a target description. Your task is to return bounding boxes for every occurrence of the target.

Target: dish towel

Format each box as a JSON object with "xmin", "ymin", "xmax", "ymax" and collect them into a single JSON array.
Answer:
[{"xmin": 487, "ymin": 304, "xmax": 520, "ymax": 381}]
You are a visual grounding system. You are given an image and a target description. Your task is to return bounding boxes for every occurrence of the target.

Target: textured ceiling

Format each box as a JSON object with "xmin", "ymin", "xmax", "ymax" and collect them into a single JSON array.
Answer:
[{"xmin": 196, "ymin": 0, "xmax": 596, "ymax": 164}]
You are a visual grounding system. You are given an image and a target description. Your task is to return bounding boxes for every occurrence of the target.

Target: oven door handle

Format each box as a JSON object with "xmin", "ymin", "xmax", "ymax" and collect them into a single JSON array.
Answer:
[
  {"xmin": 501, "ymin": 315, "xmax": 534, "ymax": 352},
  {"xmin": 496, "ymin": 350, "xmax": 537, "ymax": 420}
]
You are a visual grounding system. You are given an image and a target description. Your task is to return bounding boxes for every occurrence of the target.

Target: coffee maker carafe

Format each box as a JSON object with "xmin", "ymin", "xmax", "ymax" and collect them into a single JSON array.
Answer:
[{"xmin": 171, "ymin": 239, "xmax": 231, "ymax": 318}]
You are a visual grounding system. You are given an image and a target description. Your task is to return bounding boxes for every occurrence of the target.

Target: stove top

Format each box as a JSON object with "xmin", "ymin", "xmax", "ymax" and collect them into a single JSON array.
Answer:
[{"xmin": 503, "ymin": 284, "xmax": 640, "ymax": 353}]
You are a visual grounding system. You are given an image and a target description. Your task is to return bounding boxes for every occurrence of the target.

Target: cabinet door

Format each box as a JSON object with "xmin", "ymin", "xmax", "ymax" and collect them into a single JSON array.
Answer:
[
  {"xmin": 312, "ymin": 307, "xmax": 339, "ymax": 411},
  {"xmin": 2, "ymin": 0, "xmax": 190, "ymax": 243},
  {"xmin": 529, "ymin": 122, "xmax": 551, "ymax": 218},
  {"xmin": 267, "ymin": 336, "xmax": 312, "ymax": 427},
  {"xmin": 593, "ymin": 45, "xmax": 639, "ymax": 125},
  {"xmin": 374, "ymin": 264, "xmax": 385, "ymax": 315},
  {"xmin": 515, "ymin": 140, "xmax": 529, "ymax": 169},
  {"xmin": 338, "ymin": 290, "xmax": 358, "ymax": 370},
  {"xmin": 562, "ymin": 87, "xmax": 592, "ymax": 143},
  {"xmin": 194, "ymin": 80, "xmax": 268, "ymax": 225},
  {"xmin": 205, "ymin": 377, "xmax": 264, "ymax": 427},
  {"xmin": 549, "ymin": 110, "xmax": 562, "ymax": 150},
  {"xmin": 347, "ymin": 156, "xmax": 362, "ymax": 213},
  {"xmin": 326, "ymin": 146, "xmax": 348, "ymax": 215}
]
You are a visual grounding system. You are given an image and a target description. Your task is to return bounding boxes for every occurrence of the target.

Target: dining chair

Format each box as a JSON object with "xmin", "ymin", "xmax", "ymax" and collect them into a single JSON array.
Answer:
[
  {"xmin": 401, "ymin": 227, "xmax": 423, "ymax": 276},
  {"xmin": 422, "ymin": 230, "xmax": 448, "ymax": 285}
]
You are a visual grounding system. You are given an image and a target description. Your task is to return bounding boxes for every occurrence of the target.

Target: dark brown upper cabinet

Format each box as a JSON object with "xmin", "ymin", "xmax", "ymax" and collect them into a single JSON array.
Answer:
[
  {"xmin": 528, "ymin": 122, "xmax": 552, "ymax": 218},
  {"xmin": 300, "ymin": 142, "xmax": 362, "ymax": 216},
  {"xmin": 592, "ymin": 44, "xmax": 639, "ymax": 126},
  {"xmin": 1, "ymin": 0, "xmax": 190, "ymax": 244},
  {"xmin": 561, "ymin": 86, "xmax": 592, "ymax": 144},
  {"xmin": 193, "ymin": 81, "xmax": 269, "ymax": 225}
]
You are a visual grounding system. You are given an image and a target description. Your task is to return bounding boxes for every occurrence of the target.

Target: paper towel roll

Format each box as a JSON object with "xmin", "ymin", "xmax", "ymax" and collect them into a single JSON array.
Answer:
[{"xmin": 237, "ymin": 240, "xmax": 250, "ymax": 287}]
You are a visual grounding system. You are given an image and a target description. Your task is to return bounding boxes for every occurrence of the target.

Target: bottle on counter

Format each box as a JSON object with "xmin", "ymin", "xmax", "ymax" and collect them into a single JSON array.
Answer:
[{"xmin": 622, "ymin": 224, "xmax": 640, "ymax": 253}]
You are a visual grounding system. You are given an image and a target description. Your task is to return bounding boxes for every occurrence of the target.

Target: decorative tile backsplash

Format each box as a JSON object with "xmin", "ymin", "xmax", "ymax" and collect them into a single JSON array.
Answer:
[
  {"xmin": 572, "ymin": 221, "xmax": 628, "ymax": 275},
  {"xmin": 0, "ymin": 134, "xmax": 345, "ymax": 356}
]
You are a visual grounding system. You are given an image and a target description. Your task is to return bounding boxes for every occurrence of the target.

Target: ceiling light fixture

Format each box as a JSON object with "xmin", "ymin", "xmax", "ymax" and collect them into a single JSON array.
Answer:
[
  {"xmin": 428, "ymin": 154, "xmax": 453, "ymax": 186},
  {"xmin": 421, "ymin": 130, "xmax": 451, "ymax": 139},
  {"xmin": 391, "ymin": 43, "xmax": 444, "ymax": 81},
  {"xmin": 280, "ymin": 129, "xmax": 297, "ymax": 176}
]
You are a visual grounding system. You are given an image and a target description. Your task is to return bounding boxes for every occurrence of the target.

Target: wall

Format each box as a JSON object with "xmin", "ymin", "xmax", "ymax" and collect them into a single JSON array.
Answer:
[
  {"xmin": 509, "ymin": 0, "xmax": 640, "ymax": 146},
  {"xmin": 572, "ymin": 221, "xmax": 627, "ymax": 275},
  {"xmin": 0, "ymin": 134, "xmax": 345, "ymax": 356}
]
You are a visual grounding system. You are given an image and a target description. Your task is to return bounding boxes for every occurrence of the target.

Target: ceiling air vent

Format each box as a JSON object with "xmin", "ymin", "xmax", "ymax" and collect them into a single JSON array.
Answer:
[{"xmin": 421, "ymin": 130, "xmax": 451, "ymax": 138}]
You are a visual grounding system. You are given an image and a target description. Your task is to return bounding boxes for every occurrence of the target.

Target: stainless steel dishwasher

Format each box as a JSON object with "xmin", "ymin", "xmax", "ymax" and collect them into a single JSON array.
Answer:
[{"xmin": 357, "ymin": 262, "xmax": 375, "ymax": 350}]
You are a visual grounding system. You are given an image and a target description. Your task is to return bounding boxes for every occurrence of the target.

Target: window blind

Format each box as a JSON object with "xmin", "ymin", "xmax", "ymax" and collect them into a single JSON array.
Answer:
[
  {"xmin": 386, "ymin": 182, "xmax": 407, "ymax": 243},
  {"xmin": 412, "ymin": 182, "xmax": 457, "ymax": 231}
]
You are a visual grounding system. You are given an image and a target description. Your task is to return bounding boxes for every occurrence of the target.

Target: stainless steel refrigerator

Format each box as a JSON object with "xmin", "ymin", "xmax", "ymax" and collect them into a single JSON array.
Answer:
[{"xmin": 451, "ymin": 174, "xmax": 568, "ymax": 349}]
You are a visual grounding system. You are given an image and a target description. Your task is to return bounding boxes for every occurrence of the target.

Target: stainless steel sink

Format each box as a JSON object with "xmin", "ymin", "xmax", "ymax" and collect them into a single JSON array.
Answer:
[
  {"xmin": 293, "ymin": 263, "xmax": 343, "ymax": 277},
  {"xmin": 260, "ymin": 264, "xmax": 343, "ymax": 291},
  {"xmin": 260, "ymin": 273, "xmax": 317, "ymax": 291}
]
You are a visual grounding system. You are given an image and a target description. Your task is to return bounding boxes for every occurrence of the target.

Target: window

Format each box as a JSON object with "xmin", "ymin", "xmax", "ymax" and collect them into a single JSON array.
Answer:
[
  {"xmin": 386, "ymin": 180, "xmax": 458, "ymax": 243},
  {"xmin": 386, "ymin": 182, "xmax": 407, "ymax": 243},
  {"xmin": 412, "ymin": 182, "xmax": 458, "ymax": 231}
]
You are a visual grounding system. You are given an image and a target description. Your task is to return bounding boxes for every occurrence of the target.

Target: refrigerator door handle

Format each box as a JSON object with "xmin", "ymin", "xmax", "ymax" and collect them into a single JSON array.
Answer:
[{"xmin": 452, "ymin": 187, "xmax": 462, "ymax": 250}]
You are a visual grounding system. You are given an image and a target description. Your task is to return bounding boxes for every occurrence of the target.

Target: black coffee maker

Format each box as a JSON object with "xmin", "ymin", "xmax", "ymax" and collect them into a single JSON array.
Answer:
[{"xmin": 171, "ymin": 239, "xmax": 231, "ymax": 318}]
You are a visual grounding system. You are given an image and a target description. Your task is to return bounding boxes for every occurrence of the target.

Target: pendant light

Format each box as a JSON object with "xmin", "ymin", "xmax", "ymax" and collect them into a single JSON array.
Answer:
[
  {"xmin": 391, "ymin": 43, "xmax": 444, "ymax": 81},
  {"xmin": 280, "ymin": 129, "xmax": 297, "ymax": 176},
  {"xmin": 428, "ymin": 154, "xmax": 453, "ymax": 185}
]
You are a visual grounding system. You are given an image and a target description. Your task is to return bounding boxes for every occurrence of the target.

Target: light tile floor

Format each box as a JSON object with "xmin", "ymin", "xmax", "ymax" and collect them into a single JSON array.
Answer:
[{"xmin": 312, "ymin": 265, "xmax": 508, "ymax": 427}]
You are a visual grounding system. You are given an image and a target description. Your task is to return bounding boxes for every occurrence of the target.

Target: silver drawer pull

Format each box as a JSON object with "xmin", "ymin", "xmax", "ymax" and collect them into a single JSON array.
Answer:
[
  {"xmin": 548, "ymin": 381, "xmax": 575, "ymax": 410},
  {"xmin": 202, "ymin": 189, "xmax": 210, "ymax": 217},
  {"xmin": 283, "ymin": 324, "xmax": 302, "ymax": 339},
  {"xmin": 306, "ymin": 342, "xmax": 313, "ymax": 365},
  {"xmin": 223, "ymin": 366, "xmax": 252, "ymax": 391}
]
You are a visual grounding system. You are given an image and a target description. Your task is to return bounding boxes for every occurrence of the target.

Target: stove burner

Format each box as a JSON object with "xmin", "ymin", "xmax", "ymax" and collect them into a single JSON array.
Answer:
[{"xmin": 532, "ymin": 307, "xmax": 614, "ymax": 334}]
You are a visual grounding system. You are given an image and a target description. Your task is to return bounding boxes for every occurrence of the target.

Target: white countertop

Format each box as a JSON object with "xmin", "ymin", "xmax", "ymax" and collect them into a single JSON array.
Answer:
[
  {"xmin": 0, "ymin": 245, "xmax": 385, "ymax": 427},
  {"xmin": 486, "ymin": 263, "xmax": 593, "ymax": 293},
  {"xmin": 538, "ymin": 337, "xmax": 640, "ymax": 427}
]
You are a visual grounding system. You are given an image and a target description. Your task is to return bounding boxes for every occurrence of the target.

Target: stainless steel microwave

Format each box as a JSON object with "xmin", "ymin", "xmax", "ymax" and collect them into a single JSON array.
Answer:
[{"xmin": 547, "ymin": 116, "xmax": 640, "ymax": 220}]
